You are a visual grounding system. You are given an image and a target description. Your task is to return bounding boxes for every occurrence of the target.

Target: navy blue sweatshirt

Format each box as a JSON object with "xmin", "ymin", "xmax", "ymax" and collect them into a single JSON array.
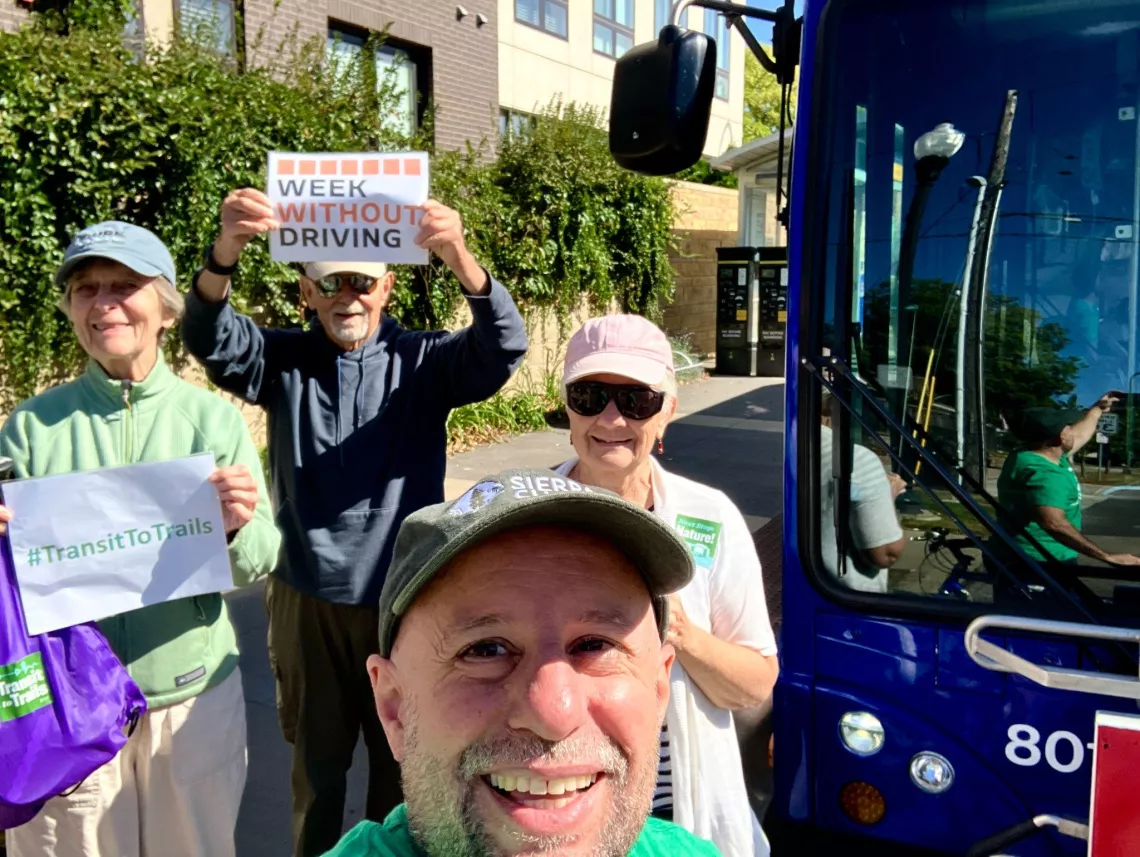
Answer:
[{"xmin": 181, "ymin": 275, "xmax": 528, "ymax": 605}]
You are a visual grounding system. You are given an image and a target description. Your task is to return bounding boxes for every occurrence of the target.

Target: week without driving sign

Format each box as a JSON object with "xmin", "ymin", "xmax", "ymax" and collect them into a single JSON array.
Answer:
[{"xmin": 267, "ymin": 151, "xmax": 430, "ymax": 265}]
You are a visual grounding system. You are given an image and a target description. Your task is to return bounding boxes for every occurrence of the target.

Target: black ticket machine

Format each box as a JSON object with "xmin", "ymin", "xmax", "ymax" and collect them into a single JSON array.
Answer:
[{"xmin": 715, "ymin": 246, "xmax": 788, "ymax": 377}]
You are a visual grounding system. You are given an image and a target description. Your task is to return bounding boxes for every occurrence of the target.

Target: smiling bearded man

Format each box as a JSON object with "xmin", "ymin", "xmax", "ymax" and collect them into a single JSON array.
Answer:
[{"xmin": 319, "ymin": 468, "xmax": 721, "ymax": 857}]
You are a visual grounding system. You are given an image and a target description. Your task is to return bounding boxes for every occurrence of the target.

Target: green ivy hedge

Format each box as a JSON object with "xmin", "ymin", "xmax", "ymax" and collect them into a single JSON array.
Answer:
[{"xmin": 0, "ymin": 8, "xmax": 677, "ymax": 408}]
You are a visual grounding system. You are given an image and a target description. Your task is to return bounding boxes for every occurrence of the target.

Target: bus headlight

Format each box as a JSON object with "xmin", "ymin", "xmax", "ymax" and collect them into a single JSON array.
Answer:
[
  {"xmin": 910, "ymin": 752, "xmax": 954, "ymax": 794},
  {"xmin": 839, "ymin": 711, "xmax": 885, "ymax": 756}
]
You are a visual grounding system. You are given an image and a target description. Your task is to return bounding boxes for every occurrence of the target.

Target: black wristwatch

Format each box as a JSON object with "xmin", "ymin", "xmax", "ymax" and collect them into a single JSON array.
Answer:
[{"xmin": 204, "ymin": 243, "xmax": 238, "ymax": 277}]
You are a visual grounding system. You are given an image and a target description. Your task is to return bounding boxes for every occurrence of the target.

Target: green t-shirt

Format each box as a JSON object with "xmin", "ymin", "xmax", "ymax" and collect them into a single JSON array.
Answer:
[
  {"xmin": 321, "ymin": 805, "xmax": 721, "ymax": 856},
  {"xmin": 996, "ymin": 449, "xmax": 1082, "ymax": 563}
]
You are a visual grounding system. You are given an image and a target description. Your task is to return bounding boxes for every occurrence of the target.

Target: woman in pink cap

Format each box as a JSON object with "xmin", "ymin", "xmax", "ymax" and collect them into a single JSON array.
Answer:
[{"xmin": 554, "ymin": 314, "xmax": 779, "ymax": 857}]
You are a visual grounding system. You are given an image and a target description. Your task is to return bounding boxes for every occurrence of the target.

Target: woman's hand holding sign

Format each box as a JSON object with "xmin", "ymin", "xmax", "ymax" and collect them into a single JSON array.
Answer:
[
  {"xmin": 0, "ymin": 471, "xmax": 256, "ymax": 540},
  {"xmin": 209, "ymin": 465, "xmax": 259, "ymax": 536}
]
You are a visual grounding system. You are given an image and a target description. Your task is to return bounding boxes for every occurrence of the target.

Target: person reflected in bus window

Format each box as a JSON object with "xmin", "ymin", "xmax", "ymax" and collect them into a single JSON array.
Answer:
[
  {"xmin": 818, "ymin": 392, "xmax": 907, "ymax": 591},
  {"xmin": 998, "ymin": 400, "xmax": 1140, "ymax": 568},
  {"xmin": 553, "ymin": 314, "xmax": 777, "ymax": 857},
  {"xmin": 1065, "ymin": 280, "xmax": 1100, "ymax": 365}
]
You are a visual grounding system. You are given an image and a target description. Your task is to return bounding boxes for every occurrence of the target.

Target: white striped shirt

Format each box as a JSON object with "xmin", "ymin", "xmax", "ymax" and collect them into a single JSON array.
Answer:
[{"xmin": 651, "ymin": 723, "xmax": 673, "ymax": 815}]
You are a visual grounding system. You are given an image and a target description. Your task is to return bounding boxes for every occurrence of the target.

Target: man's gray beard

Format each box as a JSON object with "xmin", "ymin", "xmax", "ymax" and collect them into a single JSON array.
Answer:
[
  {"xmin": 399, "ymin": 715, "xmax": 657, "ymax": 857},
  {"xmin": 328, "ymin": 315, "xmax": 368, "ymax": 343}
]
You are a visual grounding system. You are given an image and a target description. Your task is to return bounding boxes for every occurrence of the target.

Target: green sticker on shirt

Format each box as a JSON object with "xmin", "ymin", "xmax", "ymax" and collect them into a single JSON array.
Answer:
[
  {"xmin": 0, "ymin": 651, "xmax": 53, "ymax": 722},
  {"xmin": 674, "ymin": 514, "xmax": 722, "ymax": 569}
]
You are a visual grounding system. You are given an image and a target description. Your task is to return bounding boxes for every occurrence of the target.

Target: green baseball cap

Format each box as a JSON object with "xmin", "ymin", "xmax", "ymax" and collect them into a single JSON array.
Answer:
[
  {"xmin": 1011, "ymin": 406, "xmax": 1087, "ymax": 444},
  {"xmin": 377, "ymin": 468, "xmax": 695, "ymax": 657}
]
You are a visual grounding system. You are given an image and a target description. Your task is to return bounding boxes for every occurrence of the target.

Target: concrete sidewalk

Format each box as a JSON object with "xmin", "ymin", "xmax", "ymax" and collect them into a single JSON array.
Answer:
[{"xmin": 229, "ymin": 372, "xmax": 786, "ymax": 857}]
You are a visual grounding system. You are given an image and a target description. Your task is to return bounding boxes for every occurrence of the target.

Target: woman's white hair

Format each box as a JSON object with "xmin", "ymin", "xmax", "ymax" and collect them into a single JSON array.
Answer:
[{"xmin": 59, "ymin": 273, "xmax": 185, "ymax": 344}]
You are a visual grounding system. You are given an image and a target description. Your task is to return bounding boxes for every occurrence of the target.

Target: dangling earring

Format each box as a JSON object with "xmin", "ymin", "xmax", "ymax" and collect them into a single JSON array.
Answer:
[{"xmin": 657, "ymin": 437, "xmax": 664, "ymax": 455}]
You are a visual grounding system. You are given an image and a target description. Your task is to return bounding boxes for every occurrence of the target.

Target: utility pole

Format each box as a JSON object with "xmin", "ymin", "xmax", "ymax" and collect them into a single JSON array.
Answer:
[{"xmin": 962, "ymin": 90, "xmax": 1017, "ymax": 486}]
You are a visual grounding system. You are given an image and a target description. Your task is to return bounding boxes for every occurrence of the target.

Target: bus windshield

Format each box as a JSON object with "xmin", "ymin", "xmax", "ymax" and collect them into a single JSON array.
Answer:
[{"xmin": 804, "ymin": 0, "xmax": 1140, "ymax": 620}]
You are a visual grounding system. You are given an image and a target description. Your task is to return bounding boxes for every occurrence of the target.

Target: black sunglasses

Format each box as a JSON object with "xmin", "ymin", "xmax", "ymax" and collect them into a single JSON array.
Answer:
[
  {"xmin": 565, "ymin": 381, "xmax": 666, "ymax": 421},
  {"xmin": 311, "ymin": 274, "xmax": 380, "ymax": 298}
]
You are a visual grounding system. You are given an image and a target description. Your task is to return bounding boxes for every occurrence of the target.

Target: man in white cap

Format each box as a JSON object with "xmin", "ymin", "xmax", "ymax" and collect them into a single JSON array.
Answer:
[{"xmin": 181, "ymin": 188, "xmax": 528, "ymax": 857}]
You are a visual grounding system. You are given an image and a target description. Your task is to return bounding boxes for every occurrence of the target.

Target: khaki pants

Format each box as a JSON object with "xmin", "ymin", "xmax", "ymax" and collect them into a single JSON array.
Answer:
[
  {"xmin": 266, "ymin": 576, "xmax": 403, "ymax": 857},
  {"xmin": 7, "ymin": 668, "xmax": 247, "ymax": 857}
]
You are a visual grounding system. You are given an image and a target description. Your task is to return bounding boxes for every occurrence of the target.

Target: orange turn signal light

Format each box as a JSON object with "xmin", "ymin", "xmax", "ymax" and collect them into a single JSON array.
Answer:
[{"xmin": 839, "ymin": 781, "xmax": 886, "ymax": 825}]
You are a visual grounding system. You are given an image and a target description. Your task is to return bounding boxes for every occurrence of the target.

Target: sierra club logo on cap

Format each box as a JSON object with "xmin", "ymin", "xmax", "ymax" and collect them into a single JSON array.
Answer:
[
  {"xmin": 448, "ymin": 480, "xmax": 506, "ymax": 516},
  {"xmin": 447, "ymin": 473, "xmax": 597, "ymax": 518}
]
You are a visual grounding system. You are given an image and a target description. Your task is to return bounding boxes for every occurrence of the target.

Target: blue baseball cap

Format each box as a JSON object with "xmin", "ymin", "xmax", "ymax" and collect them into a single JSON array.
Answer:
[{"xmin": 54, "ymin": 221, "xmax": 177, "ymax": 289}]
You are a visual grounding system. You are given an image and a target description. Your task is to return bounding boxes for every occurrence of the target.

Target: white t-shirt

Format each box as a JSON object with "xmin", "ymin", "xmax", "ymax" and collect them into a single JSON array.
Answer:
[
  {"xmin": 818, "ymin": 425, "xmax": 904, "ymax": 593},
  {"xmin": 554, "ymin": 458, "xmax": 776, "ymax": 856}
]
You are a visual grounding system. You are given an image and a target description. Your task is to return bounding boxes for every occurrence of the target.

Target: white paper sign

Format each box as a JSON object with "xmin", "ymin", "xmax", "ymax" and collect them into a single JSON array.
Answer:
[
  {"xmin": 3, "ymin": 454, "xmax": 232, "ymax": 635},
  {"xmin": 267, "ymin": 151, "xmax": 429, "ymax": 265}
]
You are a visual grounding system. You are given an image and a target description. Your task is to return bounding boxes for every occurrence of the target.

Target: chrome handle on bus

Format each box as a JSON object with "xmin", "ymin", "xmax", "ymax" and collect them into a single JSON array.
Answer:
[{"xmin": 964, "ymin": 615, "xmax": 1140, "ymax": 701}]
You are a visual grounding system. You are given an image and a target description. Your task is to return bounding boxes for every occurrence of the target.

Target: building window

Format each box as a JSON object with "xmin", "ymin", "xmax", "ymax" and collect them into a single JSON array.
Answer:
[
  {"xmin": 704, "ymin": 9, "xmax": 730, "ymax": 100},
  {"xmin": 178, "ymin": 0, "xmax": 236, "ymax": 56},
  {"xmin": 327, "ymin": 24, "xmax": 424, "ymax": 139},
  {"xmin": 515, "ymin": 0, "xmax": 569, "ymax": 39},
  {"xmin": 654, "ymin": 0, "xmax": 672, "ymax": 35},
  {"xmin": 594, "ymin": 0, "xmax": 634, "ymax": 58},
  {"xmin": 123, "ymin": 0, "xmax": 145, "ymax": 56},
  {"xmin": 499, "ymin": 108, "xmax": 535, "ymax": 139}
]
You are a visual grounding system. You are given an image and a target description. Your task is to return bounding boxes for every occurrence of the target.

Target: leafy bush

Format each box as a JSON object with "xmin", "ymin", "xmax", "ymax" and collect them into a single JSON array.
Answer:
[
  {"xmin": 669, "ymin": 333, "xmax": 709, "ymax": 384},
  {"xmin": 672, "ymin": 158, "xmax": 739, "ymax": 189},
  {"xmin": 446, "ymin": 384, "xmax": 562, "ymax": 452},
  {"xmin": 0, "ymin": 12, "xmax": 677, "ymax": 408}
]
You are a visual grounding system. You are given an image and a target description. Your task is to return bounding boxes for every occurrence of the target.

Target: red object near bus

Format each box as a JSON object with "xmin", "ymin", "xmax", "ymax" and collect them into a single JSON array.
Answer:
[{"xmin": 1088, "ymin": 711, "xmax": 1140, "ymax": 857}]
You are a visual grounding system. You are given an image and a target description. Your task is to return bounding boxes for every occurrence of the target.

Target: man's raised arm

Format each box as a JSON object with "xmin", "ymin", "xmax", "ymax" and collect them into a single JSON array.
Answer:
[
  {"xmin": 415, "ymin": 201, "xmax": 529, "ymax": 407},
  {"xmin": 182, "ymin": 189, "xmax": 282, "ymax": 406}
]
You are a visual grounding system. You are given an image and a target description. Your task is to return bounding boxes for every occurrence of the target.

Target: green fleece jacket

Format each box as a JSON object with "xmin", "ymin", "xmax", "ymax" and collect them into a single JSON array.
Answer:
[{"xmin": 0, "ymin": 356, "xmax": 281, "ymax": 708}]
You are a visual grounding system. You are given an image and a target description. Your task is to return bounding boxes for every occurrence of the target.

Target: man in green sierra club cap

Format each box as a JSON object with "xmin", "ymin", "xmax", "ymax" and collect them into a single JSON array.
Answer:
[
  {"xmin": 997, "ymin": 393, "xmax": 1140, "ymax": 568},
  {"xmin": 320, "ymin": 468, "xmax": 721, "ymax": 857}
]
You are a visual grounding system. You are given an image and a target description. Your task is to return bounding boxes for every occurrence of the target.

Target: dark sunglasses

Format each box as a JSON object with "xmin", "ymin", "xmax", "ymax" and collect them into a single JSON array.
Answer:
[
  {"xmin": 565, "ymin": 381, "xmax": 666, "ymax": 421},
  {"xmin": 312, "ymin": 274, "xmax": 380, "ymax": 299}
]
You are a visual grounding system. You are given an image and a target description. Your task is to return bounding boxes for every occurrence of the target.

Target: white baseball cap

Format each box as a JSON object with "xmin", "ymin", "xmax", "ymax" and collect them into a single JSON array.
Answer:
[{"xmin": 301, "ymin": 261, "xmax": 388, "ymax": 280}]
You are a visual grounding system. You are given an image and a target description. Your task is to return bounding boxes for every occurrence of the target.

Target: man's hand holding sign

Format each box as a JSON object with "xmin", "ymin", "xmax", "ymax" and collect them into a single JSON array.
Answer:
[{"xmin": 200, "ymin": 151, "xmax": 489, "ymax": 305}]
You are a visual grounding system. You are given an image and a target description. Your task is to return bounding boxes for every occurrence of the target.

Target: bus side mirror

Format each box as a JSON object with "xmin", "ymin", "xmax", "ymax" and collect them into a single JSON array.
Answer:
[{"xmin": 609, "ymin": 25, "xmax": 716, "ymax": 175}]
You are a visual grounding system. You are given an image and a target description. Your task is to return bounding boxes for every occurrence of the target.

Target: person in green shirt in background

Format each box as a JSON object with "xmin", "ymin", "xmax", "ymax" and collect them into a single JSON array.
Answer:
[
  {"xmin": 997, "ymin": 396, "xmax": 1140, "ymax": 568},
  {"xmin": 321, "ymin": 467, "xmax": 721, "ymax": 857}
]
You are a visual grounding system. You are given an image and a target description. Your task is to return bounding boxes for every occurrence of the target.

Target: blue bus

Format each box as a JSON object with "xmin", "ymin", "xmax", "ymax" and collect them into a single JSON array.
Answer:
[{"xmin": 612, "ymin": 0, "xmax": 1140, "ymax": 853}]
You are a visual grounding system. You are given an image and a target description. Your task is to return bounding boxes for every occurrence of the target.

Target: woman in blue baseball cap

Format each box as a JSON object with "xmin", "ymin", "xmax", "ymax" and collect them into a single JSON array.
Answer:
[{"xmin": 0, "ymin": 221, "xmax": 281, "ymax": 857}]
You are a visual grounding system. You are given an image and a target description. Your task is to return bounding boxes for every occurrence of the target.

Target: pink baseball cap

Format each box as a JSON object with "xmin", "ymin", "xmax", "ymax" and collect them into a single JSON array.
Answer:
[{"xmin": 563, "ymin": 315, "xmax": 674, "ymax": 387}]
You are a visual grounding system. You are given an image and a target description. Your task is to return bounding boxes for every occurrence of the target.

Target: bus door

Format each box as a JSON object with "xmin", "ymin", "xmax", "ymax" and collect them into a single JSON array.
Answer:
[{"xmin": 780, "ymin": 0, "xmax": 1140, "ymax": 852}]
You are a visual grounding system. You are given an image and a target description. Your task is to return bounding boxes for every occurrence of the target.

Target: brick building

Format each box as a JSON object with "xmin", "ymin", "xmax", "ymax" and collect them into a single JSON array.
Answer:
[{"xmin": 0, "ymin": 0, "xmax": 499, "ymax": 152}]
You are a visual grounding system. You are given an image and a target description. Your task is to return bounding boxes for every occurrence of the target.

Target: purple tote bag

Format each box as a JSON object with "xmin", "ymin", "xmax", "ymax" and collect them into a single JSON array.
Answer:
[{"xmin": 0, "ymin": 464, "xmax": 147, "ymax": 829}]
